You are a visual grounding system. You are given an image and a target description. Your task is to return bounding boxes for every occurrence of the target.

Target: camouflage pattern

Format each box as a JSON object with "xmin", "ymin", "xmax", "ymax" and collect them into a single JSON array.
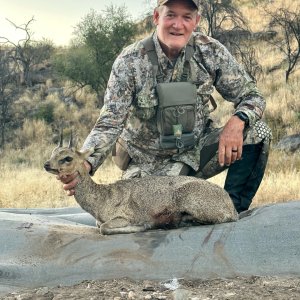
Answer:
[
  {"xmin": 82, "ymin": 31, "xmax": 269, "ymax": 176},
  {"xmin": 122, "ymin": 120, "xmax": 272, "ymax": 180}
]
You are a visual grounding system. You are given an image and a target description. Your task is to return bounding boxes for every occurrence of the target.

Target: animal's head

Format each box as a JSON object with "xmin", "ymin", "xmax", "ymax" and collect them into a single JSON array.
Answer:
[{"xmin": 44, "ymin": 132, "xmax": 94, "ymax": 176}]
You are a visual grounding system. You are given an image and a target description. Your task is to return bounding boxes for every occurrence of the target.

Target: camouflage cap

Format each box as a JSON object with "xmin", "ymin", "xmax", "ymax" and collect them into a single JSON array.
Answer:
[{"xmin": 157, "ymin": 0, "xmax": 199, "ymax": 10}]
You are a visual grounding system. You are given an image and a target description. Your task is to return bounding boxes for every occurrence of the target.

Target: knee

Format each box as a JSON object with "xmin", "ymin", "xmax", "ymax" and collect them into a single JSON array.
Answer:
[{"xmin": 244, "ymin": 120, "xmax": 272, "ymax": 145}]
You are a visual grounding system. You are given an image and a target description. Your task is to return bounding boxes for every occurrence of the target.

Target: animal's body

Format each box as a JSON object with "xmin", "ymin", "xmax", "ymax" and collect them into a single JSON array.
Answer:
[{"xmin": 44, "ymin": 142, "xmax": 238, "ymax": 235}]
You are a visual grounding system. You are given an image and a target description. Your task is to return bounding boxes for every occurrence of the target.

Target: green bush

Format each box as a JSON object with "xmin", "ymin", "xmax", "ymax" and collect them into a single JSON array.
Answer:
[{"xmin": 34, "ymin": 103, "xmax": 55, "ymax": 123}]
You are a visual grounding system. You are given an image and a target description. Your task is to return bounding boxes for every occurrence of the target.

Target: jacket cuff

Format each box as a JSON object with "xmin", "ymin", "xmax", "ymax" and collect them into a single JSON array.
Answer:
[
  {"xmin": 86, "ymin": 156, "xmax": 99, "ymax": 176},
  {"xmin": 234, "ymin": 109, "xmax": 257, "ymax": 127}
]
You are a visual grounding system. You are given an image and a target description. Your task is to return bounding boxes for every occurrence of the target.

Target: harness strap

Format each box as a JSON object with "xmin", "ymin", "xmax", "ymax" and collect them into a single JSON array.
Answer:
[
  {"xmin": 181, "ymin": 39, "xmax": 194, "ymax": 81},
  {"xmin": 142, "ymin": 36, "xmax": 163, "ymax": 82},
  {"xmin": 141, "ymin": 35, "xmax": 217, "ymax": 111}
]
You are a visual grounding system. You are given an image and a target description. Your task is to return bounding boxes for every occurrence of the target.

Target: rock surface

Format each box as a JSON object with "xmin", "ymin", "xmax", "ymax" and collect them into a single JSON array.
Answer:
[
  {"xmin": 0, "ymin": 201, "xmax": 300, "ymax": 298},
  {"xmin": 275, "ymin": 134, "xmax": 300, "ymax": 152}
]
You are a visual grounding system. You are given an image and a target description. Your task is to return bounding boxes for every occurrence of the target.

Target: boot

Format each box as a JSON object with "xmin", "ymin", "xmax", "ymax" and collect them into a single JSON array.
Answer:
[{"xmin": 224, "ymin": 142, "xmax": 269, "ymax": 213}]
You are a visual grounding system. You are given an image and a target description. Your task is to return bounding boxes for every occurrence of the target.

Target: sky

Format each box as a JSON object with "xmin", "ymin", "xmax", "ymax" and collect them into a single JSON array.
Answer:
[{"xmin": 0, "ymin": 0, "xmax": 156, "ymax": 46}]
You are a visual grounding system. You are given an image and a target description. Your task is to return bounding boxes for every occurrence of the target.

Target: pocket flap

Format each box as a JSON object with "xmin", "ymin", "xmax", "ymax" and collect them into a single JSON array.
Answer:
[{"xmin": 157, "ymin": 82, "xmax": 197, "ymax": 107}]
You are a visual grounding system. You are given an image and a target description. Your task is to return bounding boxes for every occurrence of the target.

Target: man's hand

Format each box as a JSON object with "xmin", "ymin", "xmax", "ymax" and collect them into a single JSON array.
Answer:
[
  {"xmin": 57, "ymin": 161, "xmax": 91, "ymax": 196},
  {"xmin": 218, "ymin": 116, "xmax": 245, "ymax": 167}
]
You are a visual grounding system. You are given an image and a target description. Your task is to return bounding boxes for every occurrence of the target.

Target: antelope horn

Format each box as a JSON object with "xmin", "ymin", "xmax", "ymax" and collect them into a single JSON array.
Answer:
[
  {"xmin": 59, "ymin": 129, "xmax": 63, "ymax": 147},
  {"xmin": 68, "ymin": 130, "xmax": 73, "ymax": 148}
]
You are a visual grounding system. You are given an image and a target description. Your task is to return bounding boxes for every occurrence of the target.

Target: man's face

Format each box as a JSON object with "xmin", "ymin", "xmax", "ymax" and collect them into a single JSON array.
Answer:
[{"xmin": 153, "ymin": 0, "xmax": 200, "ymax": 58}]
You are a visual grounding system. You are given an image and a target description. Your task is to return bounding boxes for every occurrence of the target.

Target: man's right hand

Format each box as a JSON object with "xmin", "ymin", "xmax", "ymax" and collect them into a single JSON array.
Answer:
[
  {"xmin": 57, "ymin": 161, "xmax": 91, "ymax": 196},
  {"xmin": 57, "ymin": 172, "xmax": 79, "ymax": 196}
]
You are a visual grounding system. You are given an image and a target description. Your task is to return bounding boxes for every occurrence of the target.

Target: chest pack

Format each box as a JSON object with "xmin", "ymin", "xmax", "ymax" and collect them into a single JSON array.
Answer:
[{"xmin": 142, "ymin": 37, "xmax": 197, "ymax": 150}]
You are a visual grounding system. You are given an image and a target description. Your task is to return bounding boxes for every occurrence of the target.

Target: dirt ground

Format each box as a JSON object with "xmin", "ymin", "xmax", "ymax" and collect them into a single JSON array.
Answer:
[{"xmin": 2, "ymin": 276, "xmax": 300, "ymax": 300}]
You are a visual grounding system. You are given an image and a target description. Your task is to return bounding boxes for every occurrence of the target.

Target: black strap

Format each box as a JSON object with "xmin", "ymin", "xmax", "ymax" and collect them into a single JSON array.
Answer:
[
  {"xmin": 142, "ymin": 36, "xmax": 163, "ymax": 82},
  {"xmin": 142, "ymin": 36, "xmax": 217, "ymax": 111},
  {"xmin": 181, "ymin": 39, "xmax": 194, "ymax": 81},
  {"xmin": 199, "ymin": 141, "xmax": 219, "ymax": 170},
  {"xmin": 141, "ymin": 35, "xmax": 195, "ymax": 83}
]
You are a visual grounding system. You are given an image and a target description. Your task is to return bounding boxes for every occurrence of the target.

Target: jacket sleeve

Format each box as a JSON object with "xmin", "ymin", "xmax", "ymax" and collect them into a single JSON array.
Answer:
[
  {"xmin": 212, "ymin": 40, "xmax": 266, "ymax": 126},
  {"xmin": 81, "ymin": 53, "xmax": 135, "ymax": 175}
]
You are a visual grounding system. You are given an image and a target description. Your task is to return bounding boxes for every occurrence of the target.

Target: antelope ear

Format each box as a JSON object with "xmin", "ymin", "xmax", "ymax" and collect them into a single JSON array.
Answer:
[{"xmin": 76, "ymin": 147, "xmax": 94, "ymax": 159}]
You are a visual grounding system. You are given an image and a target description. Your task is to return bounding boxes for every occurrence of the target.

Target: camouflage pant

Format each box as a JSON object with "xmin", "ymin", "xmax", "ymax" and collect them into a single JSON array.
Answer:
[{"xmin": 123, "ymin": 120, "xmax": 272, "ymax": 180}]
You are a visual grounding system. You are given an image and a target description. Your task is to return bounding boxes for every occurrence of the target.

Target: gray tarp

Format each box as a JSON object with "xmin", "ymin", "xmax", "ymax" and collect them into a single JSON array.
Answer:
[{"xmin": 1, "ymin": 201, "xmax": 300, "ymax": 295}]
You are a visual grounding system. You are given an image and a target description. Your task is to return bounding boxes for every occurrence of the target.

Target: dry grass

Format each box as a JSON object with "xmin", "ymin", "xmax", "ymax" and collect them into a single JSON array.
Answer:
[
  {"xmin": 0, "ymin": 143, "xmax": 298, "ymax": 209},
  {"xmin": 0, "ymin": 145, "xmax": 122, "ymax": 208},
  {"xmin": 0, "ymin": 166, "xmax": 76, "ymax": 208},
  {"xmin": 208, "ymin": 149, "xmax": 300, "ymax": 209}
]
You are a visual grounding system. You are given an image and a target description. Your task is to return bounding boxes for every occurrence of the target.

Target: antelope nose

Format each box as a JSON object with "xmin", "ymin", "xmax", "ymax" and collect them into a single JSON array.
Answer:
[{"xmin": 44, "ymin": 161, "xmax": 50, "ymax": 170}]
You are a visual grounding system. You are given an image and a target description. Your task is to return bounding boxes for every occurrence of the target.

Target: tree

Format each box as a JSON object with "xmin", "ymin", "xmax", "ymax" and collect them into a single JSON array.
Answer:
[
  {"xmin": 233, "ymin": 41, "xmax": 263, "ymax": 82},
  {"xmin": 197, "ymin": 1, "xmax": 263, "ymax": 82},
  {"xmin": 199, "ymin": 0, "xmax": 247, "ymax": 38},
  {"xmin": 266, "ymin": 6, "xmax": 300, "ymax": 82},
  {"xmin": 0, "ymin": 18, "xmax": 54, "ymax": 87},
  {"xmin": 0, "ymin": 48, "xmax": 19, "ymax": 149},
  {"xmin": 54, "ymin": 6, "xmax": 137, "ymax": 107}
]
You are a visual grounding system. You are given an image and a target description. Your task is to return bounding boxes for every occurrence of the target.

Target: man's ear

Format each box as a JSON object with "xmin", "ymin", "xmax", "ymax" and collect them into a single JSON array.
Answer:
[
  {"xmin": 153, "ymin": 8, "xmax": 160, "ymax": 26},
  {"xmin": 195, "ymin": 14, "xmax": 201, "ymax": 28}
]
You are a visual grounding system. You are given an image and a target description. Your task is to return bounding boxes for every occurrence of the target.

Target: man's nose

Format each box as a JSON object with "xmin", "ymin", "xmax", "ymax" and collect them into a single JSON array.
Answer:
[{"xmin": 172, "ymin": 17, "xmax": 184, "ymax": 29}]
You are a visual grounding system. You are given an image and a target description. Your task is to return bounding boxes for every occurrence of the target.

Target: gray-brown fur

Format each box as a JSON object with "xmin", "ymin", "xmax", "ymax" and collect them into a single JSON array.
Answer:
[{"xmin": 44, "ymin": 145, "xmax": 238, "ymax": 235}]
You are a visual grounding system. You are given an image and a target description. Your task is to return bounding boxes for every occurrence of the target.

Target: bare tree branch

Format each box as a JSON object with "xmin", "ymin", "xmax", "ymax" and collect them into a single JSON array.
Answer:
[
  {"xmin": 199, "ymin": 0, "xmax": 248, "ymax": 37},
  {"xmin": 0, "ymin": 17, "xmax": 53, "ymax": 87},
  {"xmin": 265, "ymin": 5, "xmax": 300, "ymax": 82}
]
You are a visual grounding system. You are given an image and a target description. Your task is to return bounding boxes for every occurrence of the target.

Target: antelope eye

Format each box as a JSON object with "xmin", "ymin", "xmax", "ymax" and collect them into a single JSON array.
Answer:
[
  {"xmin": 58, "ymin": 156, "xmax": 73, "ymax": 164},
  {"xmin": 65, "ymin": 156, "xmax": 73, "ymax": 162}
]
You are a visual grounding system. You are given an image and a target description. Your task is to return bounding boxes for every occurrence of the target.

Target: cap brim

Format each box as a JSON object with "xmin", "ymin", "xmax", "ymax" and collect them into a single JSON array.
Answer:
[{"xmin": 158, "ymin": 0, "xmax": 199, "ymax": 9}]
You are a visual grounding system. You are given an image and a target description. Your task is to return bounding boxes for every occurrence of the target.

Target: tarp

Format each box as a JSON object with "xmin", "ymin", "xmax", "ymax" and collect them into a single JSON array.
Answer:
[{"xmin": 1, "ymin": 201, "xmax": 300, "ymax": 296}]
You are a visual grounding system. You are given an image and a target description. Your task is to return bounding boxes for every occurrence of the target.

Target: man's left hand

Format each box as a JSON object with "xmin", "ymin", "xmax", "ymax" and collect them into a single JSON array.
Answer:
[{"xmin": 218, "ymin": 116, "xmax": 245, "ymax": 167}]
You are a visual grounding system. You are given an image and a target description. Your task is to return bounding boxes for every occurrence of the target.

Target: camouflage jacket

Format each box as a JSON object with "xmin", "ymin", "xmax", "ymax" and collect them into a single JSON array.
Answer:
[{"xmin": 82, "ymin": 31, "xmax": 266, "ymax": 175}]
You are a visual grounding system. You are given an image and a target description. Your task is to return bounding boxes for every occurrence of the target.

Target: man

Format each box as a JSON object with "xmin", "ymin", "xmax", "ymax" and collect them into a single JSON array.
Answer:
[{"xmin": 60, "ymin": 0, "xmax": 271, "ymax": 213}]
